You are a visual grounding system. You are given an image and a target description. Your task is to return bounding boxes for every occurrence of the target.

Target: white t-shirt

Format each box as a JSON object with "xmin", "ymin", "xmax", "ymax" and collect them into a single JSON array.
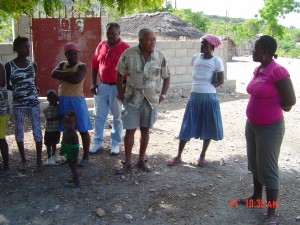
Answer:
[{"xmin": 191, "ymin": 53, "xmax": 224, "ymax": 93}]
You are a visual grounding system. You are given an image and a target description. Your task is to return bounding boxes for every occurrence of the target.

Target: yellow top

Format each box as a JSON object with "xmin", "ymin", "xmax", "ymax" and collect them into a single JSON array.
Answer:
[{"xmin": 58, "ymin": 62, "xmax": 85, "ymax": 97}]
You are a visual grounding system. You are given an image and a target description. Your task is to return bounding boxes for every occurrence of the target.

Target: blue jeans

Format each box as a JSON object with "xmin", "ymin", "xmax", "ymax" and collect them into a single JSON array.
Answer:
[{"xmin": 92, "ymin": 83, "xmax": 123, "ymax": 146}]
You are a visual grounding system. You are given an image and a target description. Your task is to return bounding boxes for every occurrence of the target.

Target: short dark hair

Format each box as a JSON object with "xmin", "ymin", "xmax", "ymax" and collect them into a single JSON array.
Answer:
[
  {"xmin": 13, "ymin": 36, "xmax": 29, "ymax": 53},
  {"xmin": 106, "ymin": 22, "xmax": 120, "ymax": 30},
  {"xmin": 257, "ymin": 35, "xmax": 278, "ymax": 59}
]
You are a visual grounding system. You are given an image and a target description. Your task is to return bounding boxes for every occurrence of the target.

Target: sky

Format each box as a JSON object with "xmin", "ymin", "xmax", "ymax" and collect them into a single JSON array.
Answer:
[{"xmin": 169, "ymin": 0, "xmax": 300, "ymax": 28}]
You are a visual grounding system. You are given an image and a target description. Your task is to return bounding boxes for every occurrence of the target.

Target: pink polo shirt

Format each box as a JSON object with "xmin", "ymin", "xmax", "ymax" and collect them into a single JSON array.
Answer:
[
  {"xmin": 91, "ymin": 39, "xmax": 130, "ymax": 83},
  {"xmin": 246, "ymin": 60, "xmax": 289, "ymax": 125}
]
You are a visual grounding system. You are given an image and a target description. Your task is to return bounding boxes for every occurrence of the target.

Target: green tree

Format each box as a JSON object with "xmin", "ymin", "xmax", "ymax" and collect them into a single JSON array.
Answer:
[
  {"xmin": 258, "ymin": 0, "xmax": 300, "ymax": 37},
  {"xmin": 171, "ymin": 8, "xmax": 210, "ymax": 32},
  {"xmin": 0, "ymin": 17, "xmax": 12, "ymax": 42},
  {"xmin": 232, "ymin": 19, "xmax": 264, "ymax": 44},
  {"xmin": 0, "ymin": 0, "xmax": 165, "ymax": 17}
]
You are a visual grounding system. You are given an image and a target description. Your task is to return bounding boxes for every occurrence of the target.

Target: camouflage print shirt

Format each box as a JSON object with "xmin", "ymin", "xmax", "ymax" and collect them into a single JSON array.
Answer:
[{"xmin": 116, "ymin": 46, "xmax": 170, "ymax": 108}]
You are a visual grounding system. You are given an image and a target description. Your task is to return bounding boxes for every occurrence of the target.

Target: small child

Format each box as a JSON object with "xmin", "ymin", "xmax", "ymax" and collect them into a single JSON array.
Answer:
[
  {"xmin": 43, "ymin": 90, "xmax": 61, "ymax": 165},
  {"xmin": 0, "ymin": 62, "xmax": 10, "ymax": 177},
  {"xmin": 60, "ymin": 111, "xmax": 80, "ymax": 187}
]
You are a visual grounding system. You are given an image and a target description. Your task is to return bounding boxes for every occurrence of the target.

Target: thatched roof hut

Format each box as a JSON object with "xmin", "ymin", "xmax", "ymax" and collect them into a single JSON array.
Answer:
[{"xmin": 118, "ymin": 12, "xmax": 205, "ymax": 40}]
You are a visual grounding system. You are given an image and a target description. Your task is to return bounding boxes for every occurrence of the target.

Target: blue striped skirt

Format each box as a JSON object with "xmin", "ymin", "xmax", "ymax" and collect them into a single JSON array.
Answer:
[{"xmin": 178, "ymin": 92, "xmax": 223, "ymax": 141}]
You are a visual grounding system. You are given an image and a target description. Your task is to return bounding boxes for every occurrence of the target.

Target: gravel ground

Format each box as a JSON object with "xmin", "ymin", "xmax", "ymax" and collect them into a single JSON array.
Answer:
[{"xmin": 0, "ymin": 56, "xmax": 299, "ymax": 225}]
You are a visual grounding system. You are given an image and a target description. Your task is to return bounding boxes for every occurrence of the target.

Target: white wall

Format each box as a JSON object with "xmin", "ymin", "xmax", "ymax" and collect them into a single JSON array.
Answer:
[{"xmin": 125, "ymin": 40, "xmax": 229, "ymax": 85}]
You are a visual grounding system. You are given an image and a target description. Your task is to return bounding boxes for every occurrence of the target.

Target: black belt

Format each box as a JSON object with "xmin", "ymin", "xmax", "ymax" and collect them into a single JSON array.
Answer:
[{"xmin": 102, "ymin": 81, "xmax": 116, "ymax": 85}]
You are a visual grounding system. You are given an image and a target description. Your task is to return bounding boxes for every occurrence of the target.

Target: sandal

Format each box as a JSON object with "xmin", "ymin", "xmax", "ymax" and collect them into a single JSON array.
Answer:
[
  {"xmin": 136, "ymin": 160, "xmax": 151, "ymax": 172},
  {"xmin": 116, "ymin": 161, "xmax": 132, "ymax": 175},
  {"xmin": 197, "ymin": 158, "xmax": 207, "ymax": 167},
  {"xmin": 265, "ymin": 216, "xmax": 278, "ymax": 225},
  {"xmin": 167, "ymin": 157, "xmax": 181, "ymax": 166},
  {"xmin": 238, "ymin": 196, "xmax": 262, "ymax": 207}
]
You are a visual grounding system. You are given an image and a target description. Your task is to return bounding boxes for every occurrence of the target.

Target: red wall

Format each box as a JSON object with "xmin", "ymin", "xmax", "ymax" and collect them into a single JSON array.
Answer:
[{"xmin": 32, "ymin": 17, "xmax": 101, "ymax": 97}]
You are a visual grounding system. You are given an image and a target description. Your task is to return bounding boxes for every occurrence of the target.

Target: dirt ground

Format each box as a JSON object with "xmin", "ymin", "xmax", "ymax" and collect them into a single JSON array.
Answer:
[{"xmin": 0, "ymin": 56, "xmax": 299, "ymax": 225}]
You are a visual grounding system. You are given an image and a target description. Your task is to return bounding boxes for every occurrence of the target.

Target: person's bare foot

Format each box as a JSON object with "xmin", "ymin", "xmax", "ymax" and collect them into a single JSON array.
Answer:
[
  {"xmin": 167, "ymin": 157, "xmax": 182, "ymax": 166},
  {"xmin": 197, "ymin": 158, "xmax": 207, "ymax": 167},
  {"xmin": 35, "ymin": 163, "xmax": 43, "ymax": 172},
  {"xmin": 0, "ymin": 169, "xmax": 10, "ymax": 177},
  {"xmin": 19, "ymin": 162, "xmax": 27, "ymax": 171}
]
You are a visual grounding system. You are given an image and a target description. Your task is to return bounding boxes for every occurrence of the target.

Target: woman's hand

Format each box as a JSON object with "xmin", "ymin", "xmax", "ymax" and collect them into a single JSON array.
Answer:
[{"xmin": 90, "ymin": 84, "xmax": 98, "ymax": 95}]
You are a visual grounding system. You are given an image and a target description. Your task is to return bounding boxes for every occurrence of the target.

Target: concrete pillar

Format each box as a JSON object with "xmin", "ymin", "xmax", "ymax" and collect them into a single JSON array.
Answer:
[{"xmin": 13, "ymin": 15, "xmax": 31, "ymax": 39}]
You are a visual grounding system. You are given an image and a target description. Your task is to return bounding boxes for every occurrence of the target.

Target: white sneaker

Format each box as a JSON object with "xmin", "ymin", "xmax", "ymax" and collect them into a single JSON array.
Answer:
[
  {"xmin": 111, "ymin": 145, "xmax": 120, "ymax": 155},
  {"xmin": 51, "ymin": 155, "xmax": 61, "ymax": 163},
  {"xmin": 89, "ymin": 142, "xmax": 104, "ymax": 153},
  {"xmin": 44, "ymin": 157, "xmax": 59, "ymax": 166}
]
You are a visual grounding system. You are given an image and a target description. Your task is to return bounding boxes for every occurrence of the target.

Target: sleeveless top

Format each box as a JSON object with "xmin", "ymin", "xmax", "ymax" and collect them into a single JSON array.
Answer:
[
  {"xmin": 9, "ymin": 60, "xmax": 39, "ymax": 107},
  {"xmin": 0, "ymin": 78, "xmax": 10, "ymax": 115},
  {"xmin": 58, "ymin": 62, "xmax": 85, "ymax": 97}
]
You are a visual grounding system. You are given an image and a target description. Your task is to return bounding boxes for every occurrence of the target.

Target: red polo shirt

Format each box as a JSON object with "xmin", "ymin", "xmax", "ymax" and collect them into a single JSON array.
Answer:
[{"xmin": 91, "ymin": 39, "xmax": 130, "ymax": 83}]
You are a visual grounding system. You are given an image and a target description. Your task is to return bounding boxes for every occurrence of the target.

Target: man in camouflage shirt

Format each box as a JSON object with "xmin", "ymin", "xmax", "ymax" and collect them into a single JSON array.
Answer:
[{"xmin": 116, "ymin": 28, "xmax": 170, "ymax": 174}]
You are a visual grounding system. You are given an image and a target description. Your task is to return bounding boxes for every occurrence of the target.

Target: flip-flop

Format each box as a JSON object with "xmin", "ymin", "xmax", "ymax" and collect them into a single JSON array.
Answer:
[
  {"xmin": 115, "ymin": 161, "xmax": 132, "ymax": 175},
  {"xmin": 167, "ymin": 157, "xmax": 181, "ymax": 166},
  {"xmin": 136, "ymin": 160, "xmax": 151, "ymax": 172},
  {"xmin": 197, "ymin": 159, "xmax": 207, "ymax": 167},
  {"xmin": 264, "ymin": 216, "xmax": 278, "ymax": 225},
  {"xmin": 238, "ymin": 197, "xmax": 262, "ymax": 205}
]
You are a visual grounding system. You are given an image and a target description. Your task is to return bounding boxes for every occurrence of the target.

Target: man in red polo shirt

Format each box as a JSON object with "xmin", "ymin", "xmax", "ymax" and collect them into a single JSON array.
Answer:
[{"xmin": 90, "ymin": 22, "xmax": 130, "ymax": 155}]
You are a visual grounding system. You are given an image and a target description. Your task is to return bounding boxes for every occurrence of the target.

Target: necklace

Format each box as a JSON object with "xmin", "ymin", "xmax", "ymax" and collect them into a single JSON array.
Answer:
[{"xmin": 259, "ymin": 67, "xmax": 264, "ymax": 73}]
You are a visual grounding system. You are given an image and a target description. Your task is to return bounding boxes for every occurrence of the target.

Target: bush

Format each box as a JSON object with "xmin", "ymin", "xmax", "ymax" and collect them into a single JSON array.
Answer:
[{"xmin": 277, "ymin": 40, "xmax": 300, "ymax": 58}]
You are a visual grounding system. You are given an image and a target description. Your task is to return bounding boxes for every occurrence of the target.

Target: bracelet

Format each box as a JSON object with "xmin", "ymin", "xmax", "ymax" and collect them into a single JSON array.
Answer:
[{"xmin": 160, "ymin": 94, "xmax": 166, "ymax": 98}]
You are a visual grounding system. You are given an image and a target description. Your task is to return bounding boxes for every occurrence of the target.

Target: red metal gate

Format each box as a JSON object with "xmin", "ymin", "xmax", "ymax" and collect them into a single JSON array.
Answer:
[{"xmin": 31, "ymin": 9, "xmax": 101, "ymax": 97}]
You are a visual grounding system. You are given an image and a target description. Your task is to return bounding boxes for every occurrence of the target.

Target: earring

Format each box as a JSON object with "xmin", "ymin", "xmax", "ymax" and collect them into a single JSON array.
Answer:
[{"xmin": 263, "ymin": 55, "xmax": 266, "ymax": 61}]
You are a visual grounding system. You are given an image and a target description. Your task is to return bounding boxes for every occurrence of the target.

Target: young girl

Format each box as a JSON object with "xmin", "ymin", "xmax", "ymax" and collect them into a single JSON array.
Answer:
[
  {"xmin": 5, "ymin": 36, "xmax": 43, "ymax": 171},
  {"xmin": 43, "ymin": 90, "xmax": 60, "ymax": 165},
  {"xmin": 60, "ymin": 111, "xmax": 80, "ymax": 187}
]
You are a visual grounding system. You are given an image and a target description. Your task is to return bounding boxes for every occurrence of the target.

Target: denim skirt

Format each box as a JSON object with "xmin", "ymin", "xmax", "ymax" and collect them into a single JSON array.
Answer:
[
  {"xmin": 58, "ymin": 96, "xmax": 92, "ymax": 132},
  {"xmin": 178, "ymin": 92, "xmax": 223, "ymax": 141}
]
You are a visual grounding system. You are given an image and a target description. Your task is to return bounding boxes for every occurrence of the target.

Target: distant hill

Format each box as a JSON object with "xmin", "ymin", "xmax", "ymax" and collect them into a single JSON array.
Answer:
[{"xmin": 206, "ymin": 15, "xmax": 245, "ymax": 24}]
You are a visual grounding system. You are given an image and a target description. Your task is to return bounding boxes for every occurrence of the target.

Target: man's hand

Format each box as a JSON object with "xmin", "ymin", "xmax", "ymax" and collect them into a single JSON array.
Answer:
[
  {"xmin": 90, "ymin": 84, "xmax": 98, "ymax": 95},
  {"xmin": 159, "ymin": 94, "xmax": 165, "ymax": 103}
]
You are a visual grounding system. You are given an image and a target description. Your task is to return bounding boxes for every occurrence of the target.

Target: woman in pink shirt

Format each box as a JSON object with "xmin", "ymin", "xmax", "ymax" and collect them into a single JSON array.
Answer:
[{"xmin": 239, "ymin": 35, "xmax": 296, "ymax": 225}]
